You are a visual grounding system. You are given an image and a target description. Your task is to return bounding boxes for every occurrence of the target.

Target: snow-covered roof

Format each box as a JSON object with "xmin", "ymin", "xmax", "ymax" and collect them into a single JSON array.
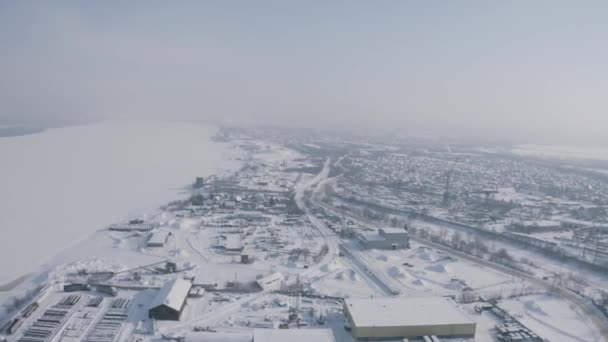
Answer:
[
  {"xmin": 148, "ymin": 231, "xmax": 171, "ymax": 245},
  {"xmin": 344, "ymin": 297, "xmax": 474, "ymax": 328},
  {"xmin": 380, "ymin": 227, "xmax": 408, "ymax": 235},
  {"xmin": 253, "ymin": 329, "xmax": 335, "ymax": 342},
  {"xmin": 256, "ymin": 272, "xmax": 284, "ymax": 291},
  {"xmin": 150, "ymin": 278, "xmax": 192, "ymax": 311},
  {"xmin": 225, "ymin": 234, "xmax": 243, "ymax": 250},
  {"xmin": 359, "ymin": 232, "xmax": 386, "ymax": 242}
]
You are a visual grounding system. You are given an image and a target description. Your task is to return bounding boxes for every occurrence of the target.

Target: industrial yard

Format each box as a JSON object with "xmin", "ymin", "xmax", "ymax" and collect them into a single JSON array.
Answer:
[
  {"xmin": 4, "ymin": 0, "xmax": 608, "ymax": 340},
  {"xmin": 1, "ymin": 127, "xmax": 607, "ymax": 342}
]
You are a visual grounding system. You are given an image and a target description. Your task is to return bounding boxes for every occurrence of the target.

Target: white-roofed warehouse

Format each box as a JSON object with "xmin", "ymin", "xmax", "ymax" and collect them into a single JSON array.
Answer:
[
  {"xmin": 149, "ymin": 278, "xmax": 192, "ymax": 320},
  {"xmin": 344, "ymin": 297, "xmax": 476, "ymax": 340},
  {"xmin": 358, "ymin": 228, "xmax": 410, "ymax": 250}
]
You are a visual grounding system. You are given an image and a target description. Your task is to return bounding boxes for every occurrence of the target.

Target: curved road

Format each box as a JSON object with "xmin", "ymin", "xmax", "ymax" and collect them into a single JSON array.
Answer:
[{"xmin": 296, "ymin": 159, "xmax": 400, "ymax": 296}]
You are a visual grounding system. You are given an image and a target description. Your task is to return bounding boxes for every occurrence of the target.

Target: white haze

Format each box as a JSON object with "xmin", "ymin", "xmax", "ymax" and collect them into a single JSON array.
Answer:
[{"xmin": 1, "ymin": 2, "xmax": 608, "ymax": 145}]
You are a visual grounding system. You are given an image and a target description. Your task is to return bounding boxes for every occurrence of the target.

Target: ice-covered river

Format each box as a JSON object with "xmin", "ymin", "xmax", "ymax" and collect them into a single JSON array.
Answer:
[{"xmin": 0, "ymin": 121, "xmax": 234, "ymax": 284}]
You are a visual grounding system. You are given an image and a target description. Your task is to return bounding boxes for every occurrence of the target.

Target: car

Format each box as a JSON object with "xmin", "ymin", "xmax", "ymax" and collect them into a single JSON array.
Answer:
[{"xmin": 344, "ymin": 319, "xmax": 351, "ymax": 331}]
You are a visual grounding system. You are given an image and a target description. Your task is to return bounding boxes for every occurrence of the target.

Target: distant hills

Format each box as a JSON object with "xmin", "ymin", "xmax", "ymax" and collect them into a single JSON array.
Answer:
[{"xmin": 0, "ymin": 125, "xmax": 45, "ymax": 138}]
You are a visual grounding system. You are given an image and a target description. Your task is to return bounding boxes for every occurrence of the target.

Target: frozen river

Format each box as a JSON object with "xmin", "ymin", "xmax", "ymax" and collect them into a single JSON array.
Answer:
[{"xmin": 0, "ymin": 121, "xmax": 235, "ymax": 284}]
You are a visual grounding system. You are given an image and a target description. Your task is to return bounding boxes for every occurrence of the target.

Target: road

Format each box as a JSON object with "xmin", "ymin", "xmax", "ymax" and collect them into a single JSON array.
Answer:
[
  {"xmin": 294, "ymin": 159, "xmax": 398, "ymax": 296},
  {"xmin": 294, "ymin": 159, "xmax": 339, "ymax": 275},
  {"xmin": 319, "ymin": 201, "xmax": 608, "ymax": 342}
]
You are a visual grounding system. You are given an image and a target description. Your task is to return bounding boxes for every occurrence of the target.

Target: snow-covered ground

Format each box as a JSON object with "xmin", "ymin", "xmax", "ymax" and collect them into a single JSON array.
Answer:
[
  {"xmin": 0, "ymin": 121, "xmax": 238, "ymax": 285},
  {"xmin": 498, "ymin": 294, "xmax": 601, "ymax": 342}
]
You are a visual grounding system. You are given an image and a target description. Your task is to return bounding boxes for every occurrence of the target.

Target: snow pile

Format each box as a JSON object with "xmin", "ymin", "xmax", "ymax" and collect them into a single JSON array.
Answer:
[
  {"xmin": 524, "ymin": 299, "xmax": 548, "ymax": 316},
  {"xmin": 425, "ymin": 263, "xmax": 451, "ymax": 274},
  {"xmin": 376, "ymin": 254, "xmax": 388, "ymax": 262},
  {"xmin": 417, "ymin": 249, "xmax": 438, "ymax": 262},
  {"xmin": 412, "ymin": 279, "xmax": 425, "ymax": 286},
  {"xmin": 387, "ymin": 266, "xmax": 407, "ymax": 279}
]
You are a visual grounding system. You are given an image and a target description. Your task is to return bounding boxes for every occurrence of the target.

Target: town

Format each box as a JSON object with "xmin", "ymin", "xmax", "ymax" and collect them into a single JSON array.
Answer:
[{"xmin": 1, "ymin": 126, "xmax": 607, "ymax": 342}]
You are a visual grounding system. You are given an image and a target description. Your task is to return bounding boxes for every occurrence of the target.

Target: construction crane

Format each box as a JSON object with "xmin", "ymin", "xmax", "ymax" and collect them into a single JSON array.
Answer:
[{"xmin": 442, "ymin": 158, "xmax": 461, "ymax": 207}]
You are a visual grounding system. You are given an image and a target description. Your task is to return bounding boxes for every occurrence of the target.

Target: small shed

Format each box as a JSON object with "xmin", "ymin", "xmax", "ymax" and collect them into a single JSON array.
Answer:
[
  {"xmin": 256, "ymin": 272, "xmax": 284, "ymax": 291},
  {"xmin": 148, "ymin": 231, "xmax": 172, "ymax": 247}
]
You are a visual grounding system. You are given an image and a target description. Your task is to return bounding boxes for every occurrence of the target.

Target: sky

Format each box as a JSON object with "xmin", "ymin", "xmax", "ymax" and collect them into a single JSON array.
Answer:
[{"xmin": 1, "ymin": 1, "xmax": 607, "ymax": 144}]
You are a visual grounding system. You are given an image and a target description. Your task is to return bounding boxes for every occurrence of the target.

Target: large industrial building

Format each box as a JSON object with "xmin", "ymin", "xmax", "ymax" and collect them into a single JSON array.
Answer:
[
  {"xmin": 358, "ymin": 227, "xmax": 410, "ymax": 250},
  {"xmin": 343, "ymin": 297, "xmax": 476, "ymax": 340},
  {"xmin": 149, "ymin": 278, "xmax": 192, "ymax": 320}
]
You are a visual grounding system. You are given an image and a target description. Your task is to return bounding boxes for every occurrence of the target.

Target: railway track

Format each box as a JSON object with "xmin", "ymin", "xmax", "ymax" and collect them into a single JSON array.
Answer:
[{"xmin": 323, "ymin": 203, "xmax": 608, "ymax": 342}]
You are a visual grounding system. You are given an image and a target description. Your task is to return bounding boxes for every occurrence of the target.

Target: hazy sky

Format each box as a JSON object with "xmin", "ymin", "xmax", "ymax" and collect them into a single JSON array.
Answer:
[{"xmin": 1, "ymin": 1, "xmax": 607, "ymax": 144}]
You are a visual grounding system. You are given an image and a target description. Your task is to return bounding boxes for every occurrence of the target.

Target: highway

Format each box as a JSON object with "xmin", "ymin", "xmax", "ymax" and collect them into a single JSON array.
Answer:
[
  {"xmin": 295, "ymin": 159, "xmax": 398, "ymax": 297},
  {"xmin": 338, "ymin": 244, "xmax": 400, "ymax": 296}
]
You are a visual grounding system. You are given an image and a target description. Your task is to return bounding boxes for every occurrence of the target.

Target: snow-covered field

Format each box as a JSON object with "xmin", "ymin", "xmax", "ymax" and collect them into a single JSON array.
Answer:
[
  {"xmin": 0, "ymin": 121, "xmax": 237, "ymax": 285},
  {"xmin": 499, "ymin": 295, "xmax": 601, "ymax": 342}
]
